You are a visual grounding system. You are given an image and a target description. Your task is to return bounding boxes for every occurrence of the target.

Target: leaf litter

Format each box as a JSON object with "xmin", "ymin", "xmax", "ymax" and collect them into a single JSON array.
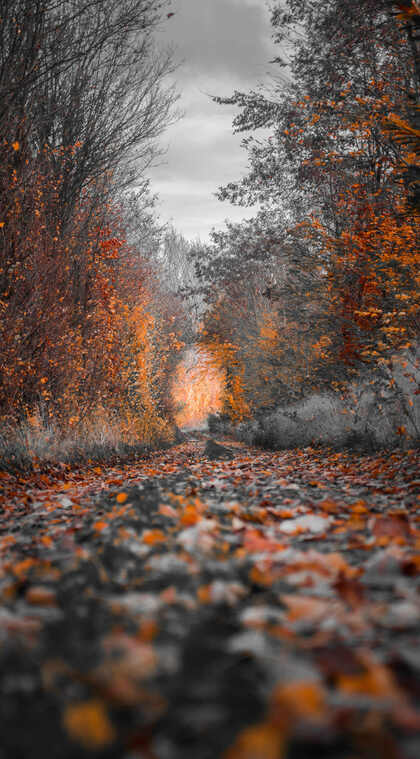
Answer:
[{"xmin": 0, "ymin": 438, "xmax": 419, "ymax": 758}]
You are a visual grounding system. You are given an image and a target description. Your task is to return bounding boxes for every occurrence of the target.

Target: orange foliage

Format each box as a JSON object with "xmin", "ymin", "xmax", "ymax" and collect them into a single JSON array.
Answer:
[
  {"xmin": 0, "ymin": 141, "xmax": 185, "ymax": 444},
  {"xmin": 320, "ymin": 194, "xmax": 420, "ymax": 364}
]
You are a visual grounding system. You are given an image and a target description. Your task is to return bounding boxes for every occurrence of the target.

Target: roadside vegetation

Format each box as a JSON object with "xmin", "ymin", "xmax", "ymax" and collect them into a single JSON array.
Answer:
[
  {"xmin": 195, "ymin": 0, "xmax": 419, "ymax": 450},
  {"xmin": 1, "ymin": 0, "xmax": 419, "ymax": 469},
  {"xmin": 0, "ymin": 1, "xmax": 189, "ymax": 470}
]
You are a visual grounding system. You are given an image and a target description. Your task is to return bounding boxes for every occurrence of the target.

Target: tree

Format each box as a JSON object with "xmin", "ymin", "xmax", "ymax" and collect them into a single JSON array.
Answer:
[
  {"xmin": 196, "ymin": 0, "xmax": 419, "ymax": 419},
  {"xmin": 0, "ymin": 0, "xmax": 181, "ymax": 439}
]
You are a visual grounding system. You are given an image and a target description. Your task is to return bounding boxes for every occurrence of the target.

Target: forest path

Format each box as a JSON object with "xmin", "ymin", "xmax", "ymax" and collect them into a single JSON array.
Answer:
[{"xmin": 0, "ymin": 439, "xmax": 419, "ymax": 759}]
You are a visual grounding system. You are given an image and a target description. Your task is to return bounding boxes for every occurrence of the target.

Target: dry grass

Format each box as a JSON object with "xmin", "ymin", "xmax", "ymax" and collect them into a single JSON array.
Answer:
[
  {"xmin": 0, "ymin": 408, "xmax": 175, "ymax": 473},
  {"xmin": 235, "ymin": 348, "xmax": 420, "ymax": 451}
]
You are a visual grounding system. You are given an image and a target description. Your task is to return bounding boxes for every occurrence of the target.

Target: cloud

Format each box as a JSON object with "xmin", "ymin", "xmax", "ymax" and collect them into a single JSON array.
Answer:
[
  {"xmin": 152, "ymin": 182, "xmax": 257, "ymax": 241},
  {"xmin": 161, "ymin": 0, "xmax": 273, "ymax": 83},
  {"xmin": 149, "ymin": 0, "xmax": 276, "ymax": 241},
  {"xmin": 152, "ymin": 113, "xmax": 249, "ymax": 182}
]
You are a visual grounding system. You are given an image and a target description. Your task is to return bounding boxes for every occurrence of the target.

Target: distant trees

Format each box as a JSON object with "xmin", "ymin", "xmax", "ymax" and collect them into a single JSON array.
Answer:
[
  {"xmin": 197, "ymin": 0, "xmax": 419, "ymax": 420},
  {"xmin": 154, "ymin": 226, "xmax": 205, "ymax": 340},
  {"xmin": 196, "ymin": 216, "xmax": 332, "ymax": 416},
  {"xmin": 0, "ymin": 0, "xmax": 182, "ymax": 442},
  {"xmin": 158, "ymin": 227, "xmax": 197, "ymax": 296}
]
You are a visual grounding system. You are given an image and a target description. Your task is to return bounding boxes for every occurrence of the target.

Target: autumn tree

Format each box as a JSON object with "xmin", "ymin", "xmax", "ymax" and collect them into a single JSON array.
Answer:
[
  {"xmin": 196, "ymin": 214, "xmax": 335, "ymax": 418},
  {"xmin": 198, "ymin": 0, "xmax": 419, "ymax": 421},
  {"xmin": 0, "ymin": 0, "xmax": 181, "ymax": 442}
]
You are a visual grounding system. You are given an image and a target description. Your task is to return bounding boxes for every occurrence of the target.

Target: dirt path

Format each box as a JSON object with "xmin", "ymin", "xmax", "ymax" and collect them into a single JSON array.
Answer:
[{"xmin": 0, "ymin": 439, "xmax": 419, "ymax": 759}]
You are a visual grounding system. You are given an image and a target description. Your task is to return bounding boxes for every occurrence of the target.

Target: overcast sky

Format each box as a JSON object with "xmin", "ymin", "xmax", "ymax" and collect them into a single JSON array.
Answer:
[{"xmin": 150, "ymin": 0, "xmax": 276, "ymax": 242}]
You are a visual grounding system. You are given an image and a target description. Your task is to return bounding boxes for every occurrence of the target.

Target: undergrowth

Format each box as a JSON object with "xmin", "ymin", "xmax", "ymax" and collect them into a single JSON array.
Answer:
[
  {"xmin": 214, "ymin": 353, "xmax": 420, "ymax": 452},
  {"xmin": 0, "ymin": 409, "xmax": 176, "ymax": 474}
]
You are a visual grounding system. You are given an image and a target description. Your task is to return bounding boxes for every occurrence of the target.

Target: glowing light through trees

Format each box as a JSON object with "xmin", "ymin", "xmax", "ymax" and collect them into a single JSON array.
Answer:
[{"xmin": 171, "ymin": 348, "xmax": 224, "ymax": 428}]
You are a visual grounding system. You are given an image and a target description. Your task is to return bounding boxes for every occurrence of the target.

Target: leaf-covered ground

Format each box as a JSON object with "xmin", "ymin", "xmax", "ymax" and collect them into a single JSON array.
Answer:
[{"xmin": 0, "ymin": 437, "xmax": 419, "ymax": 759}]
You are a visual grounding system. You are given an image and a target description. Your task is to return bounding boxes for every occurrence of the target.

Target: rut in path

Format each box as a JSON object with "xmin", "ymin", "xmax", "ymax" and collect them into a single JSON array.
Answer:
[{"xmin": 0, "ymin": 438, "xmax": 419, "ymax": 759}]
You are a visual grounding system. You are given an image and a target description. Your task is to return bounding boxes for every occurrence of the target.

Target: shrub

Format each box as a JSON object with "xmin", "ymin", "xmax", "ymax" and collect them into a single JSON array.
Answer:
[
  {"xmin": 0, "ymin": 407, "xmax": 175, "ymax": 473},
  {"xmin": 234, "ymin": 350, "xmax": 420, "ymax": 451}
]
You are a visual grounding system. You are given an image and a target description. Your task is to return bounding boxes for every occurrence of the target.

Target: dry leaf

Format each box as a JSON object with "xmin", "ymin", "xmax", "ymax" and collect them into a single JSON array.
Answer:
[
  {"xmin": 224, "ymin": 723, "xmax": 285, "ymax": 759},
  {"xmin": 62, "ymin": 699, "xmax": 115, "ymax": 749}
]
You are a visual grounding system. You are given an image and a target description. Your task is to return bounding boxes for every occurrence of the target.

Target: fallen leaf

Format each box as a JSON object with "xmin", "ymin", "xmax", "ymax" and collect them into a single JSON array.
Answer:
[
  {"xmin": 372, "ymin": 513, "xmax": 412, "ymax": 540},
  {"xmin": 62, "ymin": 699, "xmax": 115, "ymax": 749},
  {"xmin": 337, "ymin": 652, "xmax": 401, "ymax": 700},
  {"xmin": 92, "ymin": 520, "xmax": 108, "ymax": 532},
  {"xmin": 25, "ymin": 586, "xmax": 56, "ymax": 606},
  {"xmin": 143, "ymin": 529, "xmax": 166, "ymax": 545},
  {"xmin": 224, "ymin": 723, "xmax": 285, "ymax": 759},
  {"xmin": 270, "ymin": 680, "xmax": 327, "ymax": 722},
  {"xmin": 282, "ymin": 595, "xmax": 330, "ymax": 623},
  {"xmin": 334, "ymin": 573, "xmax": 365, "ymax": 607}
]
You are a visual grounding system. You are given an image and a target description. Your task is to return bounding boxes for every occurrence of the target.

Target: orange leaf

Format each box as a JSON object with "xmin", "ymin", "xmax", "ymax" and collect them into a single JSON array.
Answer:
[
  {"xmin": 137, "ymin": 619, "xmax": 158, "ymax": 643},
  {"xmin": 224, "ymin": 723, "xmax": 285, "ymax": 759},
  {"xmin": 143, "ymin": 529, "xmax": 166, "ymax": 545},
  {"xmin": 350, "ymin": 499, "xmax": 369, "ymax": 514},
  {"xmin": 322, "ymin": 552, "xmax": 358, "ymax": 577},
  {"xmin": 62, "ymin": 700, "xmax": 115, "ymax": 749},
  {"xmin": 116, "ymin": 492, "xmax": 128, "ymax": 504},
  {"xmin": 180, "ymin": 505, "xmax": 200, "ymax": 526},
  {"xmin": 12, "ymin": 558, "xmax": 37, "ymax": 578},
  {"xmin": 271, "ymin": 680, "xmax": 326, "ymax": 722},
  {"xmin": 372, "ymin": 513, "xmax": 411, "ymax": 540},
  {"xmin": 244, "ymin": 528, "xmax": 283, "ymax": 553},
  {"xmin": 159, "ymin": 504, "xmax": 177, "ymax": 518},
  {"xmin": 318, "ymin": 498, "xmax": 340, "ymax": 514},
  {"xmin": 282, "ymin": 595, "xmax": 329, "ymax": 623},
  {"xmin": 249, "ymin": 564, "xmax": 275, "ymax": 587},
  {"xmin": 12, "ymin": 141, "xmax": 20, "ymax": 151},
  {"xmin": 93, "ymin": 521, "xmax": 108, "ymax": 532},
  {"xmin": 337, "ymin": 654, "xmax": 400, "ymax": 700},
  {"xmin": 333, "ymin": 573, "xmax": 365, "ymax": 607},
  {"xmin": 197, "ymin": 584, "xmax": 212, "ymax": 603},
  {"xmin": 25, "ymin": 586, "xmax": 56, "ymax": 606}
]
